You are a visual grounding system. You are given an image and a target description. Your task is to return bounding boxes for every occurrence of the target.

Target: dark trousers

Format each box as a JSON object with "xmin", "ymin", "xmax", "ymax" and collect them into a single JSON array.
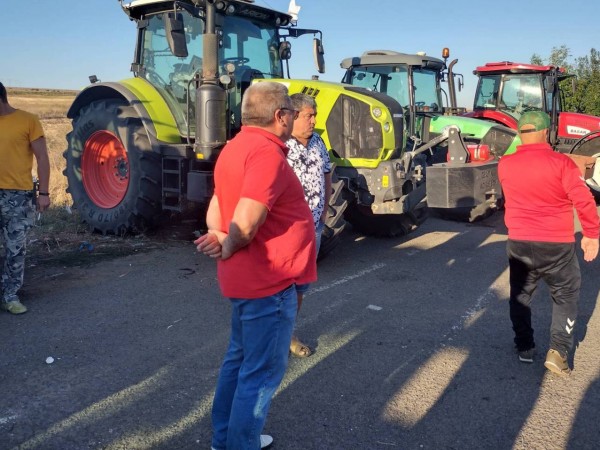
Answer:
[{"xmin": 507, "ymin": 240, "xmax": 581, "ymax": 356}]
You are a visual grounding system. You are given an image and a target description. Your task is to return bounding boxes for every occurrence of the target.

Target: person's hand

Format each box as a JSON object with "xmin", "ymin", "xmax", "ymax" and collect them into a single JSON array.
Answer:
[
  {"xmin": 581, "ymin": 236, "xmax": 599, "ymax": 262},
  {"xmin": 36, "ymin": 195, "xmax": 50, "ymax": 212},
  {"xmin": 194, "ymin": 232, "xmax": 222, "ymax": 259}
]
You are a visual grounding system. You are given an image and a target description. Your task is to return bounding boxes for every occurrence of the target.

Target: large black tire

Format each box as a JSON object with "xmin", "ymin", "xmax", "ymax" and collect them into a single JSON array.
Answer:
[
  {"xmin": 569, "ymin": 130, "xmax": 600, "ymax": 201},
  {"xmin": 63, "ymin": 99, "xmax": 162, "ymax": 234},
  {"xmin": 344, "ymin": 202, "xmax": 428, "ymax": 237},
  {"xmin": 318, "ymin": 171, "xmax": 348, "ymax": 260}
]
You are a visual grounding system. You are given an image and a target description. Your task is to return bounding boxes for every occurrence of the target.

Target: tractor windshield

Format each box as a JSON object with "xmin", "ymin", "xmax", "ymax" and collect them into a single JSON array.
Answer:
[
  {"xmin": 138, "ymin": 10, "xmax": 282, "ymax": 135},
  {"xmin": 474, "ymin": 73, "xmax": 544, "ymax": 120},
  {"xmin": 346, "ymin": 65, "xmax": 410, "ymax": 108},
  {"xmin": 499, "ymin": 74, "xmax": 543, "ymax": 117}
]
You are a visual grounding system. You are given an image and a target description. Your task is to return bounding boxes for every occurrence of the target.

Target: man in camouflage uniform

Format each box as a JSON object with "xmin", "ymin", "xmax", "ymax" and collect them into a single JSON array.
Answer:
[{"xmin": 0, "ymin": 82, "xmax": 51, "ymax": 314}]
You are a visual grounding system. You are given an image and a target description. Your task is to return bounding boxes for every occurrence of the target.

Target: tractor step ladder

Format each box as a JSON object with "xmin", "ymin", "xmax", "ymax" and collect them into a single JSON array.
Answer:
[{"xmin": 162, "ymin": 156, "xmax": 186, "ymax": 212}]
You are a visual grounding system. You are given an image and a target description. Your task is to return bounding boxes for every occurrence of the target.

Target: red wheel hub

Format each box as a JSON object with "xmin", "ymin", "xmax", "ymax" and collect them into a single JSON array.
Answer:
[{"xmin": 82, "ymin": 131, "xmax": 130, "ymax": 209}]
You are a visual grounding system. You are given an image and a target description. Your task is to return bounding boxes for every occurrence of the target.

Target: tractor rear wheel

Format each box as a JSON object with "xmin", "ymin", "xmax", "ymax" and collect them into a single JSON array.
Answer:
[
  {"xmin": 63, "ymin": 99, "xmax": 162, "ymax": 234},
  {"xmin": 569, "ymin": 131, "xmax": 600, "ymax": 201},
  {"xmin": 318, "ymin": 171, "xmax": 348, "ymax": 260}
]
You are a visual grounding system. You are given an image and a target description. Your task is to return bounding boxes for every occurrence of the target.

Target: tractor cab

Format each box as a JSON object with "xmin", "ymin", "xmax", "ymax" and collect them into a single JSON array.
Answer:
[
  {"xmin": 468, "ymin": 61, "xmax": 600, "ymax": 154},
  {"xmin": 469, "ymin": 62, "xmax": 565, "ymax": 131},
  {"xmin": 121, "ymin": 0, "xmax": 323, "ymax": 143},
  {"xmin": 340, "ymin": 50, "xmax": 446, "ymax": 144}
]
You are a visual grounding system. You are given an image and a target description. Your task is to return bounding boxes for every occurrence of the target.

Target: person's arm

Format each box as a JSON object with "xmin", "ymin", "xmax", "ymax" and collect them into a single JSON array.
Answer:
[
  {"xmin": 31, "ymin": 137, "xmax": 50, "ymax": 212},
  {"xmin": 195, "ymin": 195, "xmax": 226, "ymax": 258},
  {"xmin": 581, "ymin": 236, "xmax": 599, "ymax": 262},
  {"xmin": 562, "ymin": 158, "xmax": 600, "ymax": 262},
  {"xmin": 221, "ymin": 197, "xmax": 268, "ymax": 260}
]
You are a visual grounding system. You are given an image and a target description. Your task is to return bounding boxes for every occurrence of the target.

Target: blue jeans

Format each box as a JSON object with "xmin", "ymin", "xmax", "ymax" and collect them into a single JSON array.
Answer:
[
  {"xmin": 296, "ymin": 221, "xmax": 324, "ymax": 295},
  {"xmin": 211, "ymin": 285, "xmax": 297, "ymax": 450}
]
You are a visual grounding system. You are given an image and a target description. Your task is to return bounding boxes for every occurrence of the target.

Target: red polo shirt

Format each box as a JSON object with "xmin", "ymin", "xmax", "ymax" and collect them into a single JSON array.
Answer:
[
  {"xmin": 214, "ymin": 126, "xmax": 317, "ymax": 298},
  {"xmin": 498, "ymin": 142, "xmax": 599, "ymax": 242}
]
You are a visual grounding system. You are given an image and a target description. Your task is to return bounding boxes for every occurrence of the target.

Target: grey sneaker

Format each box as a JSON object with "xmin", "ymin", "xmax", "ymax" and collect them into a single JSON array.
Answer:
[
  {"xmin": 518, "ymin": 348, "xmax": 535, "ymax": 363},
  {"xmin": 1, "ymin": 300, "xmax": 28, "ymax": 315},
  {"xmin": 544, "ymin": 349, "xmax": 571, "ymax": 376}
]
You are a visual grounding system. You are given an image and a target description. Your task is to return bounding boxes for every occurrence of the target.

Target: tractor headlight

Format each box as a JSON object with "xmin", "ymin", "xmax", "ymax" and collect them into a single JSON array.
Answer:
[
  {"xmin": 372, "ymin": 107, "xmax": 382, "ymax": 118},
  {"xmin": 383, "ymin": 122, "xmax": 391, "ymax": 132}
]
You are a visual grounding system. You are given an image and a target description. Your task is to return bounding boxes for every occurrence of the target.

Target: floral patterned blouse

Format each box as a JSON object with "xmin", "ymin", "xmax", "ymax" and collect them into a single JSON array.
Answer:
[{"xmin": 285, "ymin": 133, "xmax": 332, "ymax": 227}]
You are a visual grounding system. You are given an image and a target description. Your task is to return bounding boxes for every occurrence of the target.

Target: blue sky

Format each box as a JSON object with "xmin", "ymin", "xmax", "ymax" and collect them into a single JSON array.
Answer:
[{"xmin": 2, "ymin": 0, "xmax": 599, "ymax": 108}]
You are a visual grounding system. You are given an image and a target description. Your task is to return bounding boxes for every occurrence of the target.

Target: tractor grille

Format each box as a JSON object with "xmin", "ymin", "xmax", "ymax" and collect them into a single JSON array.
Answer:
[
  {"xmin": 481, "ymin": 126, "xmax": 517, "ymax": 157},
  {"xmin": 325, "ymin": 94, "xmax": 382, "ymax": 159}
]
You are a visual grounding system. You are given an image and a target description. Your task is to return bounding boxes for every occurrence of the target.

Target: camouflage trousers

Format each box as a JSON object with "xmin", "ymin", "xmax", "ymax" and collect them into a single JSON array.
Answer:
[{"xmin": 0, "ymin": 190, "xmax": 35, "ymax": 303}]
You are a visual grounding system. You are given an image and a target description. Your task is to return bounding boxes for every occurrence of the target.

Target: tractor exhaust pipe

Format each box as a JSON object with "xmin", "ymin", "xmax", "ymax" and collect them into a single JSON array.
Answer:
[
  {"xmin": 195, "ymin": 0, "xmax": 227, "ymax": 160},
  {"xmin": 447, "ymin": 58, "xmax": 459, "ymax": 112}
]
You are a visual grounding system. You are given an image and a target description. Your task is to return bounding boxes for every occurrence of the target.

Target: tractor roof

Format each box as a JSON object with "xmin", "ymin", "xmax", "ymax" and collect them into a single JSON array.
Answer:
[
  {"xmin": 121, "ymin": 0, "xmax": 292, "ymax": 24},
  {"xmin": 340, "ymin": 50, "xmax": 445, "ymax": 71},
  {"xmin": 473, "ymin": 61, "xmax": 566, "ymax": 75}
]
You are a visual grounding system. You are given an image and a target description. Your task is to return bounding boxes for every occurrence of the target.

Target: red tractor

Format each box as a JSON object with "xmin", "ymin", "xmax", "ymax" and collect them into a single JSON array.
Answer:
[{"xmin": 464, "ymin": 61, "xmax": 600, "ymax": 196}]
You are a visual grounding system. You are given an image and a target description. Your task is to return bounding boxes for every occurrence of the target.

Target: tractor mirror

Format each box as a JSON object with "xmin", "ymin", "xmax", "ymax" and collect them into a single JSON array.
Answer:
[
  {"xmin": 279, "ymin": 41, "xmax": 292, "ymax": 61},
  {"xmin": 164, "ymin": 12, "xmax": 188, "ymax": 58},
  {"xmin": 313, "ymin": 38, "xmax": 325, "ymax": 74},
  {"xmin": 546, "ymin": 75, "xmax": 556, "ymax": 92}
]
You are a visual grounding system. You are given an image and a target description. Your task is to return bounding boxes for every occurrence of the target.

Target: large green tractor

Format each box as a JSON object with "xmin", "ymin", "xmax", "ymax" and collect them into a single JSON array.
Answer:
[
  {"xmin": 265, "ymin": 50, "xmax": 521, "ymax": 233},
  {"xmin": 63, "ymin": 0, "xmax": 347, "ymax": 258}
]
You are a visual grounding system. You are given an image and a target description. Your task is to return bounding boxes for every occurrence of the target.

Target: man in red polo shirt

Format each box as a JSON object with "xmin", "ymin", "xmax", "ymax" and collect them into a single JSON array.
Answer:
[
  {"xmin": 498, "ymin": 110, "xmax": 599, "ymax": 376},
  {"xmin": 195, "ymin": 81, "xmax": 316, "ymax": 449}
]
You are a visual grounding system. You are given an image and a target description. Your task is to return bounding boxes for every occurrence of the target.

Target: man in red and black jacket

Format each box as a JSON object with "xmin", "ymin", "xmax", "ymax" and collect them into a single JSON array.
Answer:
[{"xmin": 498, "ymin": 110, "xmax": 599, "ymax": 376}]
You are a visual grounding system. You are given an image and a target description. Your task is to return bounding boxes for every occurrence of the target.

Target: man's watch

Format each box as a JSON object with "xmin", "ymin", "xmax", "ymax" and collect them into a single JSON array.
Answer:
[{"xmin": 38, "ymin": 192, "xmax": 49, "ymax": 196}]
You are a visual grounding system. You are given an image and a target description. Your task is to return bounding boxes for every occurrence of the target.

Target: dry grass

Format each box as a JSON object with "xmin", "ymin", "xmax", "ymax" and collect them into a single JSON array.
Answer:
[
  {"xmin": 5, "ymin": 88, "xmax": 157, "ymax": 266},
  {"xmin": 4, "ymin": 88, "xmax": 198, "ymax": 268}
]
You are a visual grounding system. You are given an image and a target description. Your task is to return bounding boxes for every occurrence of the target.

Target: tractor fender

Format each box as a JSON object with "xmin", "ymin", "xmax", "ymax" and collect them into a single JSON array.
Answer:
[{"xmin": 67, "ymin": 78, "xmax": 182, "ymax": 148}]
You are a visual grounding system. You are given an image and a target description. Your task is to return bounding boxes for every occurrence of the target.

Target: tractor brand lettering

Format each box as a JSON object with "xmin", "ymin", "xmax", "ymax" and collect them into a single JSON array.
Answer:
[
  {"xmin": 238, "ymin": 9, "xmax": 269, "ymax": 20},
  {"xmin": 566, "ymin": 125, "xmax": 590, "ymax": 136}
]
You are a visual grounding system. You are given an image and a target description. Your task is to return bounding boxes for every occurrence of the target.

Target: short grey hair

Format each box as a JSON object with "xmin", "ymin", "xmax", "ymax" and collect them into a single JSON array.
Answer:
[
  {"xmin": 290, "ymin": 93, "xmax": 317, "ymax": 112},
  {"xmin": 242, "ymin": 82, "xmax": 291, "ymax": 127}
]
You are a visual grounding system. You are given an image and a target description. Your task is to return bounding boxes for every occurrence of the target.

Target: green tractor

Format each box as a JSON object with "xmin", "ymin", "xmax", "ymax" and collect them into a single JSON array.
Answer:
[
  {"xmin": 63, "ymin": 0, "xmax": 347, "ymax": 258},
  {"xmin": 265, "ymin": 50, "xmax": 521, "ymax": 232}
]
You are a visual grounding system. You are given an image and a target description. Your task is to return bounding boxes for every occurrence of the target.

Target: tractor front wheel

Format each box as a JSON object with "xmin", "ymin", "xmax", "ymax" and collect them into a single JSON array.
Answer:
[
  {"xmin": 318, "ymin": 171, "xmax": 348, "ymax": 260},
  {"xmin": 63, "ymin": 99, "xmax": 162, "ymax": 234}
]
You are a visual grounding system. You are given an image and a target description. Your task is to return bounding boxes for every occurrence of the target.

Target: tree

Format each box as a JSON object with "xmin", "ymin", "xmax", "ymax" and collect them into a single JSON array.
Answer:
[{"xmin": 531, "ymin": 46, "xmax": 600, "ymax": 116}]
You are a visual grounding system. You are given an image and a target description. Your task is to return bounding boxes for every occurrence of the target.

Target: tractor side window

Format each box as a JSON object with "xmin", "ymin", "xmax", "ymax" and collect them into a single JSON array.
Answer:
[
  {"xmin": 474, "ymin": 76, "xmax": 500, "ymax": 109},
  {"xmin": 140, "ymin": 12, "xmax": 204, "ymax": 133},
  {"xmin": 385, "ymin": 66, "xmax": 409, "ymax": 108},
  {"xmin": 544, "ymin": 76, "xmax": 562, "ymax": 114},
  {"xmin": 412, "ymin": 69, "xmax": 442, "ymax": 112}
]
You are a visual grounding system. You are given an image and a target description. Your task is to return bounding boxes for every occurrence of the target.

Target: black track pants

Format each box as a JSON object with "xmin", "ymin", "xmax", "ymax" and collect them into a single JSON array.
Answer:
[{"xmin": 507, "ymin": 240, "xmax": 581, "ymax": 356}]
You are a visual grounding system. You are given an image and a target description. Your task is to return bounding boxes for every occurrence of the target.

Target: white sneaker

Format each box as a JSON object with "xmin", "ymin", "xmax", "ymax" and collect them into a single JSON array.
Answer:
[
  {"xmin": 211, "ymin": 434, "xmax": 273, "ymax": 450},
  {"xmin": 260, "ymin": 434, "xmax": 274, "ymax": 448}
]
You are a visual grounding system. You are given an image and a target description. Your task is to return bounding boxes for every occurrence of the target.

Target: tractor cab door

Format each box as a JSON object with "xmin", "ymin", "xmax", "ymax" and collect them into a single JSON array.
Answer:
[
  {"xmin": 137, "ymin": 9, "xmax": 204, "ymax": 136},
  {"xmin": 217, "ymin": 15, "xmax": 284, "ymax": 134}
]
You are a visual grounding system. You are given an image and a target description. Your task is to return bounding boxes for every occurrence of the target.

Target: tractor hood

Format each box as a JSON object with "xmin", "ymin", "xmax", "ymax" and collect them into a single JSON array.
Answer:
[{"xmin": 429, "ymin": 115, "xmax": 520, "ymax": 157}]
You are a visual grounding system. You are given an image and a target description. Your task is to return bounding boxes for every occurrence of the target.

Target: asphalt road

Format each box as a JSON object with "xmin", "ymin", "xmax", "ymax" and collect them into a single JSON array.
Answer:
[{"xmin": 1, "ymin": 211, "xmax": 599, "ymax": 450}]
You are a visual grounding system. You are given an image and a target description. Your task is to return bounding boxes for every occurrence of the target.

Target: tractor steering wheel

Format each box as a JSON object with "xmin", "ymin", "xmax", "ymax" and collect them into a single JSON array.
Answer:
[{"xmin": 223, "ymin": 57, "xmax": 250, "ymax": 67}]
